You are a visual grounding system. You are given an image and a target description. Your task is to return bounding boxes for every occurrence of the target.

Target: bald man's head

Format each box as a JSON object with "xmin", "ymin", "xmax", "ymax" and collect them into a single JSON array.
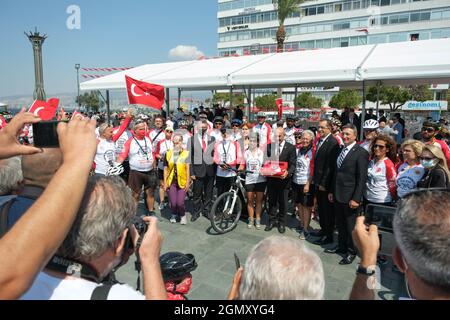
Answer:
[
  {"xmin": 276, "ymin": 128, "xmax": 285, "ymax": 144},
  {"xmin": 22, "ymin": 148, "xmax": 63, "ymax": 189}
]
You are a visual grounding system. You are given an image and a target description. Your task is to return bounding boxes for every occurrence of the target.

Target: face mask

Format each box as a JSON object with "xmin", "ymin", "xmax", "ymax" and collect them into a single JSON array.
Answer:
[
  {"xmin": 421, "ymin": 158, "xmax": 438, "ymax": 169},
  {"xmin": 135, "ymin": 129, "xmax": 146, "ymax": 138}
]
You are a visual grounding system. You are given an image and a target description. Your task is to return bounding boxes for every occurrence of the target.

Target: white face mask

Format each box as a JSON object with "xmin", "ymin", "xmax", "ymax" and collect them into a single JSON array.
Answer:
[{"xmin": 421, "ymin": 158, "xmax": 439, "ymax": 169}]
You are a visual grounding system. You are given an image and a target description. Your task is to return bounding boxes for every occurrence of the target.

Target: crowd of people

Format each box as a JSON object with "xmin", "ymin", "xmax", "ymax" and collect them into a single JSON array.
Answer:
[{"xmin": 0, "ymin": 104, "xmax": 449, "ymax": 301}]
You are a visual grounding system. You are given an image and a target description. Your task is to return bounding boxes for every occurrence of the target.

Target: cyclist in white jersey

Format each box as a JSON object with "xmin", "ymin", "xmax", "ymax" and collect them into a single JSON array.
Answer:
[
  {"xmin": 238, "ymin": 132, "xmax": 266, "ymax": 230},
  {"xmin": 253, "ymin": 112, "xmax": 272, "ymax": 148},
  {"xmin": 117, "ymin": 122, "xmax": 157, "ymax": 214},
  {"xmin": 148, "ymin": 115, "xmax": 166, "ymax": 151},
  {"xmin": 94, "ymin": 112, "xmax": 132, "ymax": 176},
  {"xmin": 359, "ymin": 119, "xmax": 379, "ymax": 153}
]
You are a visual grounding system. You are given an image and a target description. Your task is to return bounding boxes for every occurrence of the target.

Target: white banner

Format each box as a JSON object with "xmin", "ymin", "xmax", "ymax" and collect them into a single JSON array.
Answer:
[{"xmin": 402, "ymin": 101, "xmax": 448, "ymax": 111}]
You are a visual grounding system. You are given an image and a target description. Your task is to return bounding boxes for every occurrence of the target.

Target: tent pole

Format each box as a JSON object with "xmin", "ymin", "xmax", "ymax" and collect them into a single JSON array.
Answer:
[
  {"xmin": 376, "ymin": 81, "xmax": 381, "ymax": 120},
  {"xmin": 165, "ymin": 88, "xmax": 170, "ymax": 116},
  {"xmin": 106, "ymin": 90, "xmax": 111, "ymax": 125},
  {"xmin": 247, "ymin": 86, "xmax": 252, "ymax": 120},
  {"xmin": 178, "ymin": 88, "xmax": 181, "ymax": 110},
  {"xmin": 360, "ymin": 81, "xmax": 366, "ymax": 141},
  {"xmin": 229, "ymin": 86, "xmax": 233, "ymax": 110},
  {"xmin": 294, "ymin": 85, "xmax": 298, "ymax": 116}
]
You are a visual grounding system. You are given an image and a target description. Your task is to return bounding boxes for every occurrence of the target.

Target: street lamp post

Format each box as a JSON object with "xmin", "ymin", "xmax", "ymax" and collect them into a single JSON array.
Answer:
[{"xmin": 75, "ymin": 64, "xmax": 81, "ymax": 108}]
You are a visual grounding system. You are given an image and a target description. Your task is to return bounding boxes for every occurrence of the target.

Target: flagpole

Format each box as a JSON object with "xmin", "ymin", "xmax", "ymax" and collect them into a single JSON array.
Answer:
[{"xmin": 106, "ymin": 90, "xmax": 111, "ymax": 125}]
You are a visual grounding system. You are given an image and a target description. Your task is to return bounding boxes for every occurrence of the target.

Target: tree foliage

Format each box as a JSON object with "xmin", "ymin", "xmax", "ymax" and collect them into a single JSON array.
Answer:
[
  {"xmin": 274, "ymin": 0, "xmax": 305, "ymax": 51},
  {"xmin": 329, "ymin": 89, "xmax": 362, "ymax": 109},
  {"xmin": 76, "ymin": 91, "xmax": 104, "ymax": 112},
  {"xmin": 366, "ymin": 85, "xmax": 433, "ymax": 111},
  {"xmin": 213, "ymin": 93, "xmax": 244, "ymax": 107},
  {"xmin": 255, "ymin": 94, "xmax": 278, "ymax": 111},
  {"xmin": 294, "ymin": 92, "xmax": 323, "ymax": 109}
]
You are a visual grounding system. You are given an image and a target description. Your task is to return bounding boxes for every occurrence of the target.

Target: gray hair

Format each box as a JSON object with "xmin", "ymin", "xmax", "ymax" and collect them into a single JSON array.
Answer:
[
  {"xmin": 98, "ymin": 123, "xmax": 111, "ymax": 136},
  {"xmin": 239, "ymin": 236, "xmax": 325, "ymax": 300},
  {"xmin": 0, "ymin": 157, "xmax": 23, "ymax": 195},
  {"xmin": 302, "ymin": 130, "xmax": 315, "ymax": 141},
  {"xmin": 58, "ymin": 176, "xmax": 137, "ymax": 262},
  {"xmin": 394, "ymin": 190, "xmax": 450, "ymax": 293}
]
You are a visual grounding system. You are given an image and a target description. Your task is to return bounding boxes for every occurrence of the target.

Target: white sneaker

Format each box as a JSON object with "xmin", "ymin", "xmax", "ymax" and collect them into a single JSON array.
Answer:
[
  {"xmin": 170, "ymin": 215, "xmax": 177, "ymax": 223},
  {"xmin": 180, "ymin": 216, "xmax": 187, "ymax": 225},
  {"xmin": 159, "ymin": 203, "xmax": 165, "ymax": 211}
]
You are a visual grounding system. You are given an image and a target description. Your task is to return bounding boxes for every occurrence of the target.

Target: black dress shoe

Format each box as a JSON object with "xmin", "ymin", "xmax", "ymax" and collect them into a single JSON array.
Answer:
[
  {"xmin": 190, "ymin": 214, "xmax": 200, "ymax": 222},
  {"xmin": 277, "ymin": 224, "xmax": 286, "ymax": 234},
  {"xmin": 313, "ymin": 236, "xmax": 333, "ymax": 246},
  {"xmin": 265, "ymin": 223, "xmax": 275, "ymax": 232},
  {"xmin": 324, "ymin": 247, "xmax": 347, "ymax": 254},
  {"xmin": 310, "ymin": 230, "xmax": 324, "ymax": 237},
  {"xmin": 339, "ymin": 254, "xmax": 356, "ymax": 265}
]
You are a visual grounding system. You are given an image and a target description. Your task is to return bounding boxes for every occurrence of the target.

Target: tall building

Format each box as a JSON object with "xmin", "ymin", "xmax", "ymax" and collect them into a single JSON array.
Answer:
[{"xmin": 217, "ymin": 0, "xmax": 450, "ymax": 57}]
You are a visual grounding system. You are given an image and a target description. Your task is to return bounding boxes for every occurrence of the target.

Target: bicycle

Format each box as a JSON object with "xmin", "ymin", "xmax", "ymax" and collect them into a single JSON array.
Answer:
[{"xmin": 209, "ymin": 169, "xmax": 268, "ymax": 234}]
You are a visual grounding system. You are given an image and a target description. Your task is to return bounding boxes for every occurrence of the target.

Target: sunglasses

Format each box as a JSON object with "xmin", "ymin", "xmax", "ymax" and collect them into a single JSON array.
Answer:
[
  {"xmin": 421, "ymin": 127, "xmax": 435, "ymax": 133},
  {"xmin": 419, "ymin": 156, "xmax": 435, "ymax": 161},
  {"xmin": 232, "ymin": 124, "xmax": 240, "ymax": 127},
  {"xmin": 374, "ymin": 144, "xmax": 386, "ymax": 150},
  {"xmin": 364, "ymin": 129, "xmax": 377, "ymax": 133},
  {"xmin": 295, "ymin": 136, "xmax": 302, "ymax": 139}
]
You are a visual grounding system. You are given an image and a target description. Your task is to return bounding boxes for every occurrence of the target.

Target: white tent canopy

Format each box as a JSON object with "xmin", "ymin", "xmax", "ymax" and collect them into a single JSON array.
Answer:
[{"xmin": 80, "ymin": 38, "xmax": 450, "ymax": 92}]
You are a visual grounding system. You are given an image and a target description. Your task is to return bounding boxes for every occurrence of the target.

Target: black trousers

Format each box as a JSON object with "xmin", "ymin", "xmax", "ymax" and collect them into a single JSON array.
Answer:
[
  {"xmin": 192, "ymin": 176, "xmax": 215, "ymax": 217},
  {"xmin": 267, "ymin": 179, "xmax": 289, "ymax": 226},
  {"xmin": 215, "ymin": 176, "xmax": 234, "ymax": 197},
  {"xmin": 334, "ymin": 202, "xmax": 358, "ymax": 254},
  {"xmin": 316, "ymin": 190, "xmax": 335, "ymax": 238}
]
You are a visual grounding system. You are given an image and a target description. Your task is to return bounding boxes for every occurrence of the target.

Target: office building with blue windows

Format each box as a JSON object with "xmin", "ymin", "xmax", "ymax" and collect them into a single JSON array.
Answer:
[{"xmin": 217, "ymin": 0, "xmax": 450, "ymax": 57}]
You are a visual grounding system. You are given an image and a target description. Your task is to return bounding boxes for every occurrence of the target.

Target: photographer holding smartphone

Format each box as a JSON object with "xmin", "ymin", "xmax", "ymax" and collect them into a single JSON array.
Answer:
[{"xmin": 350, "ymin": 189, "xmax": 450, "ymax": 300}]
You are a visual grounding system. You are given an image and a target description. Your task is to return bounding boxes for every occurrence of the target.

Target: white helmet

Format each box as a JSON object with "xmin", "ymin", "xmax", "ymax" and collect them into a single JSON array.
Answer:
[
  {"xmin": 106, "ymin": 163, "xmax": 124, "ymax": 176},
  {"xmin": 363, "ymin": 119, "xmax": 379, "ymax": 130}
]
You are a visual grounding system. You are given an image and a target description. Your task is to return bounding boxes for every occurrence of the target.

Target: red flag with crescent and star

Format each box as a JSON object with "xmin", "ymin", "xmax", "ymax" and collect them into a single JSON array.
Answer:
[
  {"xmin": 28, "ymin": 98, "xmax": 60, "ymax": 120},
  {"xmin": 276, "ymin": 98, "xmax": 283, "ymax": 120},
  {"xmin": 125, "ymin": 75, "xmax": 165, "ymax": 110}
]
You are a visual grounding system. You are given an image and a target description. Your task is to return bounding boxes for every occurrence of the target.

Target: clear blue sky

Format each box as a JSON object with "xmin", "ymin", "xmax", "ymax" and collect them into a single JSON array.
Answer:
[{"xmin": 0, "ymin": 0, "xmax": 218, "ymax": 98}]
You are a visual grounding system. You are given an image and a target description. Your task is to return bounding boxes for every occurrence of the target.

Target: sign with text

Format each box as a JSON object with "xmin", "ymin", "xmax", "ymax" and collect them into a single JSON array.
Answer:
[{"xmin": 402, "ymin": 101, "xmax": 448, "ymax": 111}]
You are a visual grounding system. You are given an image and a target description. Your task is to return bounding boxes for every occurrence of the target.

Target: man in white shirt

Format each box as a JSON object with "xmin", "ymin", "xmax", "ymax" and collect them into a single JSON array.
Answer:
[
  {"xmin": 21, "ymin": 177, "xmax": 166, "ymax": 300},
  {"xmin": 213, "ymin": 128, "xmax": 242, "ymax": 196}
]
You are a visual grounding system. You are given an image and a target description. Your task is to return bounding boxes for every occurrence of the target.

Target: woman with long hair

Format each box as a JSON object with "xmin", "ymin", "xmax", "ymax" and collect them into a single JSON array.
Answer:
[
  {"xmin": 364, "ymin": 135, "xmax": 398, "ymax": 208},
  {"xmin": 238, "ymin": 132, "xmax": 266, "ymax": 230},
  {"xmin": 417, "ymin": 144, "xmax": 450, "ymax": 189}
]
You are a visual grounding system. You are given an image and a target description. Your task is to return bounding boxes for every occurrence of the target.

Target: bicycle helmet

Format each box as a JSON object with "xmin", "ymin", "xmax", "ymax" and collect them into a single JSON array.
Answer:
[
  {"xmin": 179, "ymin": 120, "xmax": 189, "ymax": 127},
  {"xmin": 363, "ymin": 119, "xmax": 379, "ymax": 130},
  {"xmin": 106, "ymin": 163, "xmax": 124, "ymax": 176},
  {"xmin": 160, "ymin": 252, "xmax": 198, "ymax": 282},
  {"xmin": 231, "ymin": 119, "xmax": 242, "ymax": 126}
]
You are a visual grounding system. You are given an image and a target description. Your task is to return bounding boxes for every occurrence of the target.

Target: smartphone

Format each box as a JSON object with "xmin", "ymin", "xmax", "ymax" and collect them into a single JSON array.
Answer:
[
  {"xmin": 365, "ymin": 204, "xmax": 396, "ymax": 256},
  {"xmin": 234, "ymin": 253, "xmax": 240, "ymax": 270},
  {"xmin": 33, "ymin": 121, "xmax": 62, "ymax": 148}
]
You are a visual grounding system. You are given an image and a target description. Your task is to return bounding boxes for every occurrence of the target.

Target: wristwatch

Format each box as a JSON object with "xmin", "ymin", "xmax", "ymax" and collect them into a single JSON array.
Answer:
[{"xmin": 356, "ymin": 265, "xmax": 376, "ymax": 276}]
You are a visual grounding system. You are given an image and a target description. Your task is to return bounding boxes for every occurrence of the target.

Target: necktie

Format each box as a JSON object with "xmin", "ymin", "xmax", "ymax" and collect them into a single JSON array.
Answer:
[
  {"xmin": 337, "ymin": 147, "xmax": 348, "ymax": 168},
  {"xmin": 278, "ymin": 144, "xmax": 282, "ymax": 156},
  {"xmin": 202, "ymin": 136, "xmax": 206, "ymax": 152}
]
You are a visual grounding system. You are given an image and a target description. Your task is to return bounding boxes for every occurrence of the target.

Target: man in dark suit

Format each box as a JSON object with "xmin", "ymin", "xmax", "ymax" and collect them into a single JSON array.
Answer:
[
  {"xmin": 327, "ymin": 124, "xmax": 369, "ymax": 265},
  {"xmin": 342, "ymin": 108, "xmax": 361, "ymax": 136},
  {"xmin": 188, "ymin": 119, "xmax": 216, "ymax": 222},
  {"xmin": 311, "ymin": 119, "xmax": 340, "ymax": 245},
  {"xmin": 265, "ymin": 128, "xmax": 297, "ymax": 234}
]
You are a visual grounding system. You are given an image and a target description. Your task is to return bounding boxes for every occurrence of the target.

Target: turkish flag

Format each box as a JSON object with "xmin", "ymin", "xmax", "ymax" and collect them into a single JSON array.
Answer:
[
  {"xmin": 125, "ymin": 75, "xmax": 165, "ymax": 110},
  {"xmin": 276, "ymin": 98, "xmax": 283, "ymax": 120},
  {"xmin": 28, "ymin": 98, "xmax": 59, "ymax": 120}
]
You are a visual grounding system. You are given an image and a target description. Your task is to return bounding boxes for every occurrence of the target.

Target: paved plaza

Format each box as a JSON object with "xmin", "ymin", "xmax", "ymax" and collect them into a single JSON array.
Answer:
[{"xmin": 115, "ymin": 201, "xmax": 407, "ymax": 300}]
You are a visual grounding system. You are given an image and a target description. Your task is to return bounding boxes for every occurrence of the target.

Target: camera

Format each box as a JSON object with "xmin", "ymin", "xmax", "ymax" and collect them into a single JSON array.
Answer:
[
  {"xmin": 124, "ymin": 216, "xmax": 149, "ymax": 252},
  {"xmin": 33, "ymin": 121, "xmax": 67, "ymax": 148},
  {"xmin": 365, "ymin": 204, "xmax": 396, "ymax": 257}
]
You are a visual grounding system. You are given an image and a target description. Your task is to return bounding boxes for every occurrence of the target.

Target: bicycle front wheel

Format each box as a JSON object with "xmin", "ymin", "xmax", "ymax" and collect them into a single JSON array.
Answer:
[{"xmin": 209, "ymin": 192, "xmax": 242, "ymax": 234}]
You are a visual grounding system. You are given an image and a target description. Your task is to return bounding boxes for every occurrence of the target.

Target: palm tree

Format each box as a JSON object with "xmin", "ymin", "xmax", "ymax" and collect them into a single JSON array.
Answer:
[{"xmin": 273, "ymin": 0, "xmax": 305, "ymax": 52}]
